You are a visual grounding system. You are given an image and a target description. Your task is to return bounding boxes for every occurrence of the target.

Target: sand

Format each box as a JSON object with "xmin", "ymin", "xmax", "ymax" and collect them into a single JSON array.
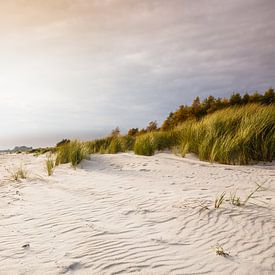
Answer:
[{"xmin": 0, "ymin": 152, "xmax": 274, "ymax": 274}]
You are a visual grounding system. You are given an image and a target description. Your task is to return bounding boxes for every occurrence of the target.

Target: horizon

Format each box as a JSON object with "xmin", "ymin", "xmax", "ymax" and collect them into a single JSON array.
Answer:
[{"xmin": 1, "ymin": 0, "xmax": 275, "ymax": 150}]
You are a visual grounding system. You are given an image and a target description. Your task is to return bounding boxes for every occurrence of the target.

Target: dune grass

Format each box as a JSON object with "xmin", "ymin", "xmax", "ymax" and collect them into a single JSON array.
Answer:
[
  {"xmin": 55, "ymin": 140, "xmax": 88, "ymax": 168},
  {"xmin": 230, "ymin": 191, "xmax": 241, "ymax": 206},
  {"xmin": 134, "ymin": 134, "xmax": 155, "ymax": 156},
  {"xmin": 188, "ymin": 104, "xmax": 275, "ymax": 164},
  {"xmin": 214, "ymin": 192, "xmax": 226, "ymax": 208},
  {"xmin": 242, "ymin": 184, "xmax": 262, "ymax": 206},
  {"xmin": 51, "ymin": 104, "xmax": 274, "ymax": 166},
  {"xmin": 134, "ymin": 104, "xmax": 275, "ymax": 164},
  {"xmin": 134, "ymin": 131, "xmax": 180, "ymax": 156},
  {"xmin": 87, "ymin": 136, "xmax": 135, "ymax": 155},
  {"xmin": 45, "ymin": 155, "xmax": 55, "ymax": 176},
  {"xmin": 11, "ymin": 166, "xmax": 28, "ymax": 181}
]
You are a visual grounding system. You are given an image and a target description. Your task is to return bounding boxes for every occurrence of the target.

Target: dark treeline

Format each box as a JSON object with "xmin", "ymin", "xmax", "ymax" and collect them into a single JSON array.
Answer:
[{"xmin": 127, "ymin": 88, "xmax": 275, "ymax": 134}]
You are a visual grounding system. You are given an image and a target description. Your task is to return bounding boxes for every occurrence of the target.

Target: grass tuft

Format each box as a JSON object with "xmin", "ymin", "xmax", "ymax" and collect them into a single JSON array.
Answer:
[
  {"xmin": 11, "ymin": 166, "xmax": 28, "ymax": 181},
  {"xmin": 214, "ymin": 192, "xmax": 226, "ymax": 208},
  {"xmin": 45, "ymin": 155, "xmax": 55, "ymax": 176},
  {"xmin": 230, "ymin": 184, "xmax": 263, "ymax": 206},
  {"xmin": 55, "ymin": 140, "xmax": 88, "ymax": 168},
  {"xmin": 242, "ymin": 184, "xmax": 262, "ymax": 206},
  {"xmin": 134, "ymin": 134, "xmax": 156, "ymax": 156},
  {"xmin": 213, "ymin": 244, "xmax": 229, "ymax": 257},
  {"xmin": 230, "ymin": 191, "xmax": 241, "ymax": 206}
]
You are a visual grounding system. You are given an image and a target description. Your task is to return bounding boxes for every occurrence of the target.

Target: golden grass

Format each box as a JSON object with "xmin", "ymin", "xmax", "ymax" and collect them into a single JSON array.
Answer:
[
  {"xmin": 45, "ymin": 155, "xmax": 55, "ymax": 176},
  {"xmin": 55, "ymin": 140, "xmax": 88, "ymax": 168},
  {"xmin": 214, "ymin": 192, "xmax": 226, "ymax": 208},
  {"xmin": 10, "ymin": 166, "xmax": 27, "ymax": 181}
]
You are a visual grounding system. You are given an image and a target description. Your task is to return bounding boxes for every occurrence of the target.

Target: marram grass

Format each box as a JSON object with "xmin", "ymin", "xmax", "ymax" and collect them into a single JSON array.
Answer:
[
  {"xmin": 87, "ymin": 136, "xmax": 135, "ymax": 154},
  {"xmin": 134, "ymin": 131, "xmax": 180, "ymax": 156},
  {"xmin": 134, "ymin": 134, "xmax": 156, "ymax": 156},
  {"xmin": 190, "ymin": 104, "xmax": 275, "ymax": 164},
  {"xmin": 55, "ymin": 140, "xmax": 88, "ymax": 167},
  {"xmin": 45, "ymin": 155, "xmax": 55, "ymax": 176},
  {"xmin": 52, "ymin": 104, "xmax": 274, "ymax": 166},
  {"xmin": 134, "ymin": 104, "xmax": 275, "ymax": 164}
]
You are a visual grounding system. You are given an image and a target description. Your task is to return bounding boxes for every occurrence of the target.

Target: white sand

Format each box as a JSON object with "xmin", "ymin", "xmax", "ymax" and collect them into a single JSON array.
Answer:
[{"xmin": 0, "ymin": 152, "xmax": 274, "ymax": 274}]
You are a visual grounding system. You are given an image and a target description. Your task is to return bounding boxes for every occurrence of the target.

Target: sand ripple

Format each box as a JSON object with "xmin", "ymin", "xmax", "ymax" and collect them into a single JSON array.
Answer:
[{"xmin": 0, "ymin": 152, "xmax": 274, "ymax": 274}]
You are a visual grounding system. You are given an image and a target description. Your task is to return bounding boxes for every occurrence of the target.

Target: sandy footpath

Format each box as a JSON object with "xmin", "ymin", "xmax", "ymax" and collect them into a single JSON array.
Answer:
[{"xmin": 0, "ymin": 152, "xmax": 274, "ymax": 274}]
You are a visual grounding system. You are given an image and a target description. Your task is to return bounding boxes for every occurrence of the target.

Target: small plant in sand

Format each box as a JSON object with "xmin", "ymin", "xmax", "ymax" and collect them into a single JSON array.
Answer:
[
  {"xmin": 230, "ymin": 184, "xmax": 263, "ymax": 206},
  {"xmin": 213, "ymin": 244, "xmax": 229, "ymax": 257},
  {"xmin": 214, "ymin": 192, "xmax": 226, "ymax": 208},
  {"xmin": 230, "ymin": 191, "xmax": 241, "ymax": 206},
  {"xmin": 243, "ymin": 184, "xmax": 263, "ymax": 205},
  {"xmin": 45, "ymin": 155, "xmax": 55, "ymax": 176},
  {"xmin": 11, "ymin": 166, "xmax": 28, "ymax": 181}
]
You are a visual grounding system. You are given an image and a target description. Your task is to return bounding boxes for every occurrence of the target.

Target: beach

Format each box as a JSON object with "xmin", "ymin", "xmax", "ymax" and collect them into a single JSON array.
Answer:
[{"xmin": 0, "ymin": 152, "xmax": 274, "ymax": 274}]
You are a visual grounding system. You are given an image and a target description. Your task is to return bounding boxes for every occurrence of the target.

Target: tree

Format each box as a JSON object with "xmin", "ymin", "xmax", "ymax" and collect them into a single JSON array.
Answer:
[
  {"xmin": 173, "ymin": 105, "xmax": 191, "ymax": 124},
  {"xmin": 214, "ymin": 97, "xmax": 225, "ymax": 110},
  {"xmin": 262, "ymin": 88, "xmax": 275, "ymax": 105},
  {"xmin": 202, "ymin": 95, "xmax": 217, "ymax": 113},
  {"xmin": 242, "ymin": 93, "xmax": 250, "ymax": 104},
  {"xmin": 191, "ymin": 96, "xmax": 205, "ymax": 119},
  {"xmin": 249, "ymin": 92, "xmax": 262, "ymax": 103},
  {"xmin": 229, "ymin": 93, "xmax": 242, "ymax": 105},
  {"xmin": 111, "ymin": 127, "xmax": 120, "ymax": 137},
  {"xmin": 146, "ymin": 121, "xmax": 158, "ymax": 132},
  {"xmin": 161, "ymin": 112, "xmax": 174, "ymax": 131},
  {"xmin": 128, "ymin": 128, "xmax": 139, "ymax": 136},
  {"xmin": 221, "ymin": 97, "xmax": 229, "ymax": 107}
]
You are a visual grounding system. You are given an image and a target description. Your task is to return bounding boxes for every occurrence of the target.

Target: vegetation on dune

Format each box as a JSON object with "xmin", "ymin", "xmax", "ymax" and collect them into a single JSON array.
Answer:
[
  {"xmin": 86, "ymin": 130, "xmax": 135, "ymax": 154},
  {"xmin": 131, "ymin": 103, "xmax": 274, "ymax": 164},
  {"xmin": 45, "ymin": 155, "xmax": 55, "ymax": 176},
  {"xmin": 214, "ymin": 192, "xmax": 226, "ymax": 208},
  {"xmin": 29, "ymin": 147, "xmax": 56, "ymax": 156},
  {"xmin": 134, "ymin": 131, "xmax": 180, "ymax": 156},
  {"xmin": 161, "ymin": 88, "xmax": 275, "ymax": 130},
  {"xmin": 134, "ymin": 134, "xmax": 155, "ymax": 156},
  {"xmin": 10, "ymin": 166, "xmax": 28, "ymax": 181},
  {"xmin": 174, "ymin": 104, "xmax": 275, "ymax": 164},
  {"xmin": 55, "ymin": 140, "xmax": 88, "ymax": 168},
  {"xmin": 31, "ymin": 88, "xmax": 275, "ymax": 166}
]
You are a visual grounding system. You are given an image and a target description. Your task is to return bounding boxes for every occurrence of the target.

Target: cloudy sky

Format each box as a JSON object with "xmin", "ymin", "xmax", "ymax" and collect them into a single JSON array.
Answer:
[{"xmin": 0, "ymin": 0, "xmax": 274, "ymax": 149}]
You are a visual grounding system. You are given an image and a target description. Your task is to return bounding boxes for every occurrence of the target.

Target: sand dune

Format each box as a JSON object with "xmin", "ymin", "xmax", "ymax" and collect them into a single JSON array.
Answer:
[{"xmin": 0, "ymin": 152, "xmax": 274, "ymax": 274}]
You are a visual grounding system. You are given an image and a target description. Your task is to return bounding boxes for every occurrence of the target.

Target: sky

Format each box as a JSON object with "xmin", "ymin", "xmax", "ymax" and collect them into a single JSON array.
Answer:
[{"xmin": 0, "ymin": 0, "xmax": 275, "ymax": 149}]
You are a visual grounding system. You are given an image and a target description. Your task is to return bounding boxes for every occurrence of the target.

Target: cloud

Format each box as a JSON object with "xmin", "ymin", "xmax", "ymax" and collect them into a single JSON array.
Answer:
[{"xmin": 0, "ymin": 0, "xmax": 275, "ymax": 148}]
